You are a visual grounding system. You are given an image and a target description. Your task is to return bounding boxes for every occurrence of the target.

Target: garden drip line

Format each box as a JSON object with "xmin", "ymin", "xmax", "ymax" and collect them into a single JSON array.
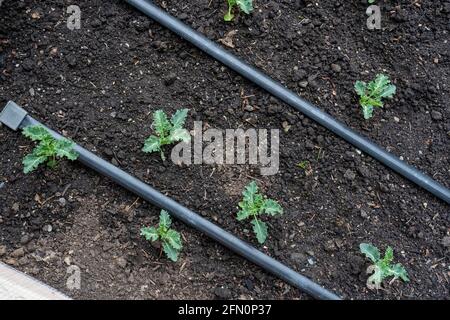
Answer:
[
  {"xmin": 124, "ymin": 0, "xmax": 450, "ymax": 205},
  {"xmin": 0, "ymin": 101, "xmax": 341, "ymax": 300}
]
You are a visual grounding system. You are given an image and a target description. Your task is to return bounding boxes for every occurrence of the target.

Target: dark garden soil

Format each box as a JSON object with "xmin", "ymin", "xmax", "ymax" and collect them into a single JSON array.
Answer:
[{"xmin": 0, "ymin": 0, "xmax": 449, "ymax": 300}]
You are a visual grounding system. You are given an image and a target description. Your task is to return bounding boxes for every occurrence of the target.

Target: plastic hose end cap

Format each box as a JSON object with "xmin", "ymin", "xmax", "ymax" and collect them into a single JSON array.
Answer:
[{"xmin": 0, "ymin": 101, "xmax": 28, "ymax": 131}]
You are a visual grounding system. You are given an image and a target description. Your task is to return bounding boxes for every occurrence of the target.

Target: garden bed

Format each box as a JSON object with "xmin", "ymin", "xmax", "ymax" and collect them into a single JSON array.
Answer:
[{"xmin": 0, "ymin": 0, "xmax": 449, "ymax": 299}]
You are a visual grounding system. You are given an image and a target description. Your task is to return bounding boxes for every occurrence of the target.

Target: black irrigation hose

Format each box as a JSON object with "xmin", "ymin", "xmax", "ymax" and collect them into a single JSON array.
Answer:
[
  {"xmin": 0, "ymin": 101, "xmax": 341, "ymax": 300},
  {"xmin": 124, "ymin": 0, "xmax": 450, "ymax": 205}
]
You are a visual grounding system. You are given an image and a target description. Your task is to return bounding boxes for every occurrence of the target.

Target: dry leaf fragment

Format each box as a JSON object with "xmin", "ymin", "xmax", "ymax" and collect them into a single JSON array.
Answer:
[{"xmin": 218, "ymin": 30, "xmax": 238, "ymax": 48}]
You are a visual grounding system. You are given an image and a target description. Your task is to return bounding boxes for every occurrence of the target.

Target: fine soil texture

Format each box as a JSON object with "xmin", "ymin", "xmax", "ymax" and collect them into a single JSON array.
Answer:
[{"xmin": 0, "ymin": 0, "xmax": 449, "ymax": 300}]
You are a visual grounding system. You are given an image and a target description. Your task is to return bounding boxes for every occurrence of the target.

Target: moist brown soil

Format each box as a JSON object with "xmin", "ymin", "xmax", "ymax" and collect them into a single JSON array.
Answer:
[{"xmin": 0, "ymin": 0, "xmax": 449, "ymax": 300}]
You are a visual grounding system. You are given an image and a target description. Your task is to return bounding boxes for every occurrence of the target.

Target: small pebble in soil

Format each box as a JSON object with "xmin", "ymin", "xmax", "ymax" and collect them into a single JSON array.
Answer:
[
  {"xmin": 116, "ymin": 257, "xmax": 127, "ymax": 269},
  {"xmin": 324, "ymin": 240, "xmax": 336, "ymax": 252},
  {"xmin": 42, "ymin": 224, "xmax": 53, "ymax": 232},
  {"xmin": 11, "ymin": 247, "xmax": 25, "ymax": 258},
  {"xmin": 282, "ymin": 121, "xmax": 291, "ymax": 132},
  {"xmin": 299, "ymin": 81, "xmax": 308, "ymax": 88},
  {"xmin": 360, "ymin": 209, "xmax": 369, "ymax": 219},
  {"xmin": 290, "ymin": 252, "xmax": 307, "ymax": 265},
  {"xmin": 6, "ymin": 259, "xmax": 18, "ymax": 267},
  {"xmin": 431, "ymin": 111, "xmax": 443, "ymax": 121},
  {"xmin": 244, "ymin": 105, "xmax": 255, "ymax": 112},
  {"xmin": 214, "ymin": 286, "xmax": 232, "ymax": 299},
  {"xmin": 12, "ymin": 203, "xmax": 20, "ymax": 212},
  {"xmin": 20, "ymin": 235, "xmax": 31, "ymax": 245},
  {"xmin": 57, "ymin": 198, "xmax": 67, "ymax": 207},
  {"xmin": 331, "ymin": 63, "xmax": 342, "ymax": 73},
  {"xmin": 64, "ymin": 256, "xmax": 72, "ymax": 266},
  {"xmin": 164, "ymin": 73, "xmax": 177, "ymax": 86}
]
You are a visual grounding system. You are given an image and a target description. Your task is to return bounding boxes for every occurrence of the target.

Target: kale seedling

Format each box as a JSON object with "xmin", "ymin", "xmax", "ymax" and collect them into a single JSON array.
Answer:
[
  {"xmin": 22, "ymin": 125, "xmax": 78, "ymax": 174},
  {"xmin": 142, "ymin": 109, "xmax": 190, "ymax": 160},
  {"xmin": 354, "ymin": 74, "xmax": 396, "ymax": 119},
  {"xmin": 360, "ymin": 243, "xmax": 409, "ymax": 290},
  {"xmin": 237, "ymin": 181, "xmax": 283, "ymax": 244},
  {"xmin": 224, "ymin": 0, "xmax": 253, "ymax": 22},
  {"xmin": 141, "ymin": 210, "xmax": 183, "ymax": 262}
]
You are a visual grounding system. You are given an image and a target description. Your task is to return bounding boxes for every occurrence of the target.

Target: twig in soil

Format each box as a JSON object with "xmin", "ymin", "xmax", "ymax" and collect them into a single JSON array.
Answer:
[
  {"xmin": 152, "ymin": 265, "xmax": 161, "ymax": 271},
  {"xmin": 112, "ymin": 150, "xmax": 122, "ymax": 166},
  {"xmin": 62, "ymin": 183, "xmax": 72, "ymax": 197},
  {"xmin": 72, "ymin": 126, "xmax": 80, "ymax": 138},
  {"xmin": 140, "ymin": 249, "xmax": 150, "ymax": 259},
  {"xmin": 316, "ymin": 146, "xmax": 324, "ymax": 161},
  {"xmin": 376, "ymin": 192, "xmax": 384, "ymax": 209},
  {"xmin": 101, "ymin": 200, "xmax": 110, "ymax": 208},
  {"xmin": 443, "ymin": 272, "xmax": 449, "ymax": 284},
  {"xmin": 40, "ymin": 195, "xmax": 57, "ymax": 207},
  {"xmin": 181, "ymin": 232, "xmax": 187, "ymax": 243},
  {"xmin": 125, "ymin": 197, "xmax": 140, "ymax": 212},
  {"xmin": 179, "ymin": 261, "xmax": 187, "ymax": 273},
  {"xmin": 245, "ymin": 174, "xmax": 263, "ymax": 184}
]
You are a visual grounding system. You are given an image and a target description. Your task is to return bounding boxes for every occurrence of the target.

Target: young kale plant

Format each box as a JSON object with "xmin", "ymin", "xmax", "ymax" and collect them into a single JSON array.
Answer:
[
  {"xmin": 354, "ymin": 74, "xmax": 396, "ymax": 119},
  {"xmin": 22, "ymin": 125, "xmax": 78, "ymax": 174},
  {"xmin": 141, "ymin": 210, "xmax": 183, "ymax": 262},
  {"xmin": 224, "ymin": 0, "xmax": 253, "ymax": 22},
  {"xmin": 360, "ymin": 243, "xmax": 409, "ymax": 290},
  {"xmin": 142, "ymin": 109, "xmax": 190, "ymax": 161},
  {"xmin": 237, "ymin": 181, "xmax": 283, "ymax": 244}
]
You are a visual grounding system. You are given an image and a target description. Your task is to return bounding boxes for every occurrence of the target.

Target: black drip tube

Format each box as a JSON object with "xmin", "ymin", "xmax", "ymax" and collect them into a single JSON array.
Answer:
[
  {"xmin": 1, "ymin": 101, "xmax": 341, "ymax": 300},
  {"xmin": 124, "ymin": 0, "xmax": 450, "ymax": 204}
]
